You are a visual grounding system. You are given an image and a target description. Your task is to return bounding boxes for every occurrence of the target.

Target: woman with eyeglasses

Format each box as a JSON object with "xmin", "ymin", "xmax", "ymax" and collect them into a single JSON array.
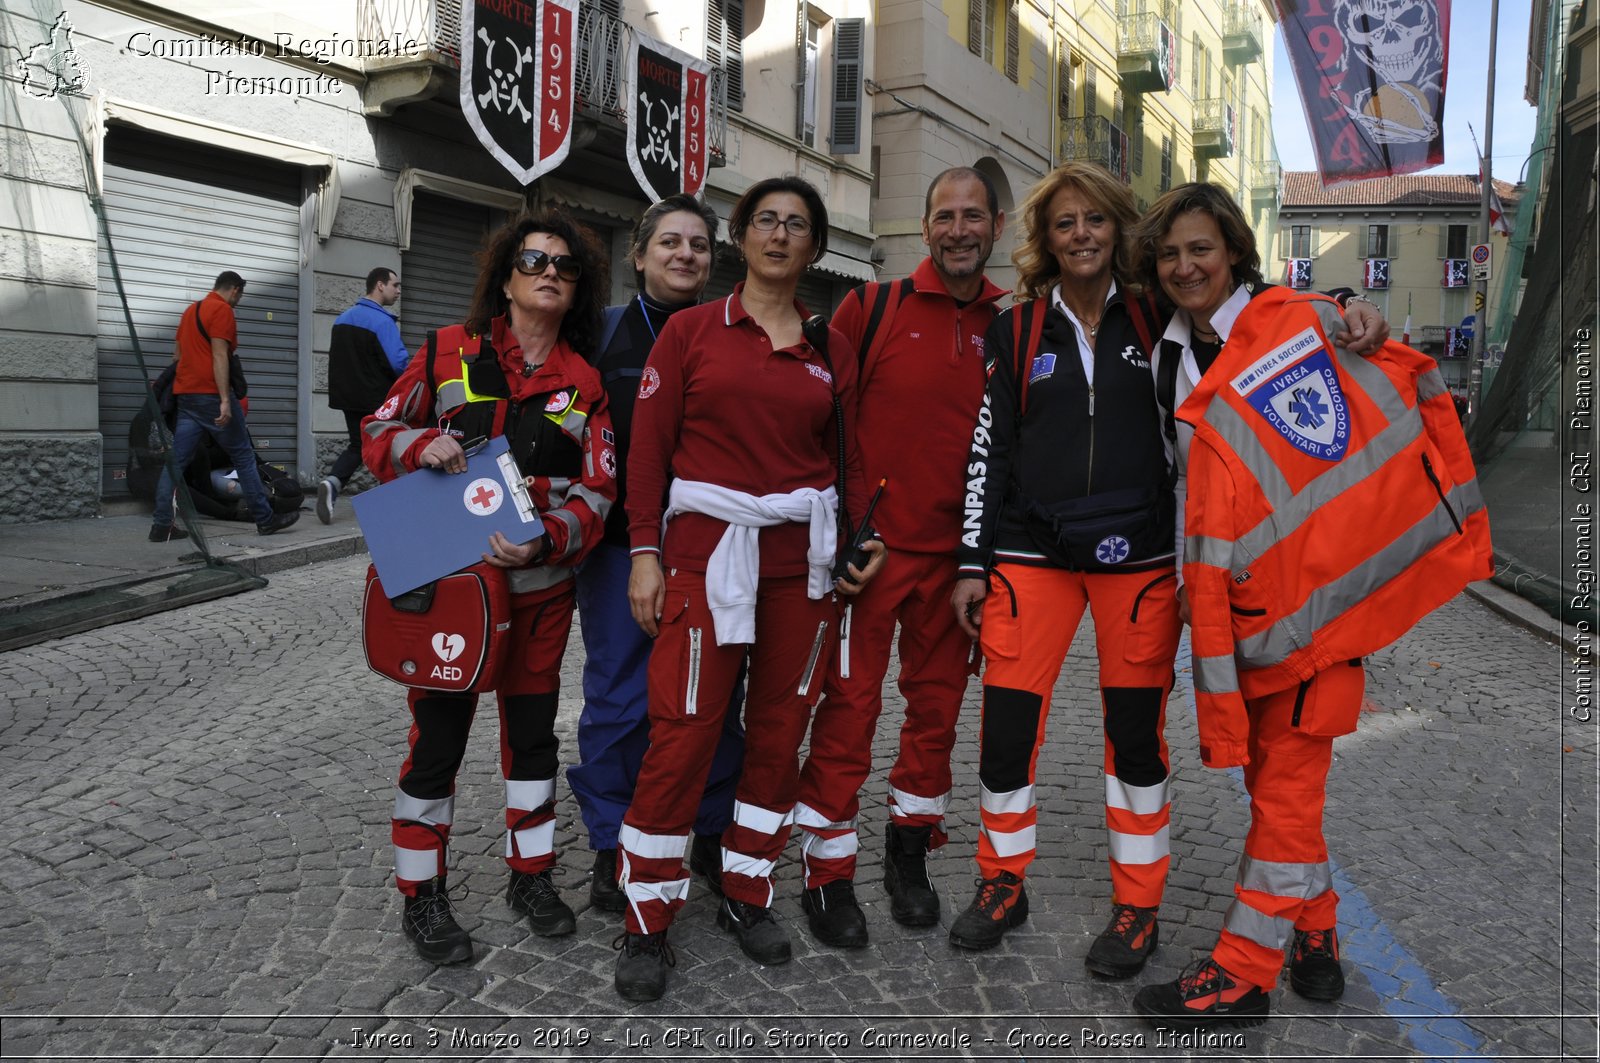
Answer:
[
  {"xmin": 610, "ymin": 176, "xmax": 886, "ymax": 1001},
  {"xmin": 362, "ymin": 210, "xmax": 618, "ymax": 965},
  {"xmin": 566, "ymin": 195, "xmax": 748, "ymax": 915}
]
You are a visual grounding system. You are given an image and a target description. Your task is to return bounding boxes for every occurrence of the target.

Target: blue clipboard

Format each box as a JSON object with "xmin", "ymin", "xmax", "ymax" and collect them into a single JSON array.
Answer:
[{"xmin": 352, "ymin": 435, "xmax": 543, "ymax": 597}]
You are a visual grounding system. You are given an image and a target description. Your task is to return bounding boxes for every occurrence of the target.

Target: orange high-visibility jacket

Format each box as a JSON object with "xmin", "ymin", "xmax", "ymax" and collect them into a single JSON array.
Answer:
[{"xmin": 1178, "ymin": 289, "xmax": 1492, "ymax": 768}]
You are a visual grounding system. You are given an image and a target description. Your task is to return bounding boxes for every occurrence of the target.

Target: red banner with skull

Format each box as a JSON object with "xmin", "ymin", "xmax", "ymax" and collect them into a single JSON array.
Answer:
[
  {"xmin": 1276, "ymin": 0, "xmax": 1450, "ymax": 186},
  {"xmin": 625, "ymin": 35, "xmax": 712, "ymax": 202},
  {"xmin": 461, "ymin": 0, "xmax": 577, "ymax": 185}
]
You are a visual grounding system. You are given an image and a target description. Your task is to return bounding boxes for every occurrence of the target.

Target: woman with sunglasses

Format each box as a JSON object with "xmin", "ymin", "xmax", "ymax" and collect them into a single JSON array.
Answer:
[
  {"xmin": 362, "ymin": 210, "xmax": 617, "ymax": 965},
  {"xmin": 565, "ymin": 195, "xmax": 748, "ymax": 914},
  {"xmin": 610, "ymin": 176, "xmax": 886, "ymax": 1001}
]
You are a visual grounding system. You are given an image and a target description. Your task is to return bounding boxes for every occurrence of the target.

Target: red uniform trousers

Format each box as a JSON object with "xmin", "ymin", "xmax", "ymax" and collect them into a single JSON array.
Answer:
[
  {"xmin": 975, "ymin": 564, "xmax": 1181, "ymax": 908},
  {"xmin": 619, "ymin": 571, "xmax": 834, "ymax": 935},
  {"xmin": 1211, "ymin": 660, "xmax": 1364, "ymax": 989},
  {"xmin": 795, "ymin": 548, "xmax": 972, "ymax": 888},
  {"xmin": 391, "ymin": 582, "xmax": 575, "ymax": 896}
]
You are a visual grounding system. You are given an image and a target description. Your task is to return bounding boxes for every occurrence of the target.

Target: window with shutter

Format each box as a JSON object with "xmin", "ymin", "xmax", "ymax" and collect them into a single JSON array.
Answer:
[
  {"xmin": 1084, "ymin": 64, "xmax": 1097, "ymax": 118},
  {"xmin": 969, "ymin": 0, "xmax": 984, "ymax": 56},
  {"xmin": 830, "ymin": 18, "xmax": 864, "ymax": 154},
  {"xmin": 1130, "ymin": 98, "xmax": 1144, "ymax": 175},
  {"xmin": 1367, "ymin": 224, "xmax": 1389, "ymax": 258},
  {"xmin": 596, "ymin": 0, "xmax": 621, "ymax": 15},
  {"xmin": 706, "ymin": 0, "xmax": 744, "ymax": 112},
  {"xmin": 1160, "ymin": 134, "xmax": 1172, "ymax": 192},
  {"xmin": 1057, "ymin": 47, "xmax": 1073, "ymax": 119},
  {"xmin": 1005, "ymin": 0, "xmax": 1019, "ymax": 82}
]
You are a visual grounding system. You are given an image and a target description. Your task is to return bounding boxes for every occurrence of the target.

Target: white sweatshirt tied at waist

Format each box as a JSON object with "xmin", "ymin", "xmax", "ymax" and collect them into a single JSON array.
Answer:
[{"xmin": 663, "ymin": 479, "xmax": 838, "ymax": 645}]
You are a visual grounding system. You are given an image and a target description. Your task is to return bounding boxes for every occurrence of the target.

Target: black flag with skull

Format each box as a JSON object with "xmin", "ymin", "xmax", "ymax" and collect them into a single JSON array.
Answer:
[
  {"xmin": 461, "ymin": 0, "xmax": 539, "ymax": 182},
  {"xmin": 631, "ymin": 41, "xmax": 684, "ymax": 201}
]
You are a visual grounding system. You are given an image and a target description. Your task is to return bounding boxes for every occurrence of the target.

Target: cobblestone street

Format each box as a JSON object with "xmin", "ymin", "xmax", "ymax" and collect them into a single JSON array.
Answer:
[{"xmin": 0, "ymin": 554, "xmax": 1595, "ymax": 1061}]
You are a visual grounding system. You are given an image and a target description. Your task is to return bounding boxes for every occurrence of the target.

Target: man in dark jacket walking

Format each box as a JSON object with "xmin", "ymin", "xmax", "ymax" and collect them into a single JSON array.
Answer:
[{"xmin": 319, "ymin": 267, "xmax": 408, "ymax": 523}]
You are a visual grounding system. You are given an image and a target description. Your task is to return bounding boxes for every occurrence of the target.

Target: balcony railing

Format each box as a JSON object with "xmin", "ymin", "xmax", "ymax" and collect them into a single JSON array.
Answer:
[
  {"xmin": 356, "ymin": 0, "xmax": 726, "ymax": 162},
  {"xmin": 1250, "ymin": 156, "xmax": 1280, "ymax": 202},
  {"xmin": 1192, "ymin": 97, "xmax": 1236, "ymax": 159},
  {"xmin": 1116, "ymin": 12, "xmax": 1175, "ymax": 93},
  {"xmin": 1222, "ymin": 3, "xmax": 1264, "ymax": 65},
  {"xmin": 1059, "ymin": 115, "xmax": 1130, "ymax": 183}
]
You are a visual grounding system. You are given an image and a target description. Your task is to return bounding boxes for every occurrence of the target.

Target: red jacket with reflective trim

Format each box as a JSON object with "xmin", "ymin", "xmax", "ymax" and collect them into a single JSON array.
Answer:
[
  {"xmin": 1179, "ymin": 289, "xmax": 1492, "ymax": 767},
  {"xmin": 361, "ymin": 316, "xmax": 615, "ymax": 591}
]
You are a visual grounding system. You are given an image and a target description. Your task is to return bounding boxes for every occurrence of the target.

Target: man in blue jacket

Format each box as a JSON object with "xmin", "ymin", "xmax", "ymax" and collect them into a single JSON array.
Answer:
[{"xmin": 319, "ymin": 267, "xmax": 408, "ymax": 523}]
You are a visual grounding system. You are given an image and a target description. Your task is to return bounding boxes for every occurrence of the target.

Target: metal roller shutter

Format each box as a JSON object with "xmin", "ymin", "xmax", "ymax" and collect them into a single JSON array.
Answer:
[
  {"xmin": 97, "ymin": 129, "xmax": 303, "ymax": 496},
  {"xmin": 399, "ymin": 193, "xmax": 500, "ymax": 354}
]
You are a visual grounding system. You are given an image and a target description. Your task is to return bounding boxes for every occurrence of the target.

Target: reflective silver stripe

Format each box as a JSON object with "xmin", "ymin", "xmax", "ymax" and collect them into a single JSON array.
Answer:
[
  {"xmin": 569, "ymin": 482, "xmax": 612, "ymax": 522},
  {"xmin": 387, "ymin": 427, "xmax": 430, "ymax": 470},
  {"xmin": 1230, "ymin": 616, "xmax": 1307, "ymax": 672},
  {"xmin": 799, "ymin": 830, "xmax": 857, "ymax": 862},
  {"xmin": 982, "ymin": 823, "xmax": 1036, "ymax": 858},
  {"xmin": 722, "ymin": 849, "xmax": 779, "ymax": 881},
  {"xmin": 980, "ymin": 783, "xmax": 1034, "ymax": 816},
  {"xmin": 553, "ymin": 406, "xmax": 588, "ymax": 439},
  {"xmin": 1416, "ymin": 366, "xmax": 1448, "ymax": 402},
  {"xmin": 1108, "ymin": 825, "xmax": 1170, "ymax": 865},
  {"xmin": 1204, "ymin": 398, "xmax": 1297, "ymax": 511},
  {"xmin": 838, "ymin": 603, "xmax": 852, "ymax": 679},
  {"xmin": 686, "ymin": 628, "xmax": 701, "ymax": 715},
  {"xmin": 1454, "ymin": 474, "xmax": 1487, "ymax": 520},
  {"xmin": 545, "ymin": 507, "xmax": 582, "ymax": 561},
  {"xmin": 1237, "ymin": 855, "xmax": 1334, "ymax": 898},
  {"xmin": 1222, "ymin": 897, "xmax": 1294, "ymax": 951},
  {"xmin": 619, "ymin": 824, "xmax": 690, "ymax": 862},
  {"xmin": 1192, "ymin": 652, "xmax": 1241, "ymax": 695},
  {"xmin": 1105, "ymin": 775, "xmax": 1169, "ymax": 816},
  {"xmin": 732, "ymin": 799, "xmax": 794, "ymax": 836},
  {"xmin": 393, "ymin": 792, "xmax": 453, "ymax": 825},
  {"xmin": 794, "ymin": 802, "xmax": 854, "ymax": 832},
  {"xmin": 1233, "ymin": 404, "xmax": 1424, "ymax": 564},
  {"xmin": 435, "ymin": 377, "xmax": 470, "ymax": 411},
  {"xmin": 394, "ymin": 845, "xmax": 441, "ymax": 882},
  {"xmin": 623, "ymin": 876, "xmax": 691, "ymax": 907},
  {"xmin": 1237, "ymin": 500, "xmax": 1472, "ymax": 667},
  {"xmin": 505, "ymin": 777, "xmax": 555, "ymax": 811},
  {"xmin": 796, "ymin": 620, "xmax": 828, "ymax": 697},
  {"xmin": 507, "ymin": 820, "xmax": 556, "ymax": 860},
  {"xmin": 1188, "ymin": 533, "xmax": 1235, "ymax": 569},
  {"xmin": 889, "ymin": 786, "xmax": 950, "ymax": 819}
]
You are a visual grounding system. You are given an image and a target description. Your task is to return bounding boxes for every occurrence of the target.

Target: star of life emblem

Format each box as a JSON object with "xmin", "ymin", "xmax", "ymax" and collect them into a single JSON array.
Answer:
[
  {"xmin": 1234, "ymin": 333, "xmax": 1350, "ymax": 462},
  {"xmin": 1096, "ymin": 535, "xmax": 1131, "ymax": 565}
]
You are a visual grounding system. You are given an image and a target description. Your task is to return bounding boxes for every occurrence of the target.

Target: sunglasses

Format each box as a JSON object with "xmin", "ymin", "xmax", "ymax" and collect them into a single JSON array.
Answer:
[{"xmin": 512, "ymin": 249, "xmax": 582, "ymax": 281}]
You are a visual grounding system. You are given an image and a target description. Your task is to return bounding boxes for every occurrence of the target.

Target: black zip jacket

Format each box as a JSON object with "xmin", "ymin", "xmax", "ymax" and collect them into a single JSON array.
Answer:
[{"xmin": 957, "ymin": 288, "xmax": 1174, "ymax": 575}]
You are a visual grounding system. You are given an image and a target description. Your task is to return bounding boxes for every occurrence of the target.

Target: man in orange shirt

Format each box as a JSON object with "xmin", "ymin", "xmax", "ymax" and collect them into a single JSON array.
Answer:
[{"xmin": 149, "ymin": 271, "xmax": 299, "ymax": 540}]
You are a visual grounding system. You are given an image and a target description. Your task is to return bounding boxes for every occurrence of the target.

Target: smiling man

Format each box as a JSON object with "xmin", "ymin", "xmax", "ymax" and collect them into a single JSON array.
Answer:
[{"xmin": 793, "ymin": 167, "xmax": 1009, "ymax": 946}]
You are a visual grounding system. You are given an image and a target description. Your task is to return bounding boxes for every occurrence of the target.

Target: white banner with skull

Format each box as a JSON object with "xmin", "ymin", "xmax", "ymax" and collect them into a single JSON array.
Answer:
[
  {"xmin": 625, "ymin": 34, "xmax": 711, "ymax": 202},
  {"xmin": 461, "ymin": 0, "xmax": 578, "ymax": 185}
]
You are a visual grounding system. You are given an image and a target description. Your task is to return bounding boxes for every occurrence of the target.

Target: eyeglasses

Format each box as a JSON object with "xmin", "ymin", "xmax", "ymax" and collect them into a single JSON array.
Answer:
[
  {"xmin": 512, "ymin": 249, "xmax": 582, "ymax": 281},
  {"xmin": 749, "ymin": 211, "xmax": 813, "ymax": 238}
]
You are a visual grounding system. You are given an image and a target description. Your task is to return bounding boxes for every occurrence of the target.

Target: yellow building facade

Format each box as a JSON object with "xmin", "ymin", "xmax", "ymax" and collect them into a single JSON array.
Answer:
[{"xmin": 874, "ymin": 0, "xmax": 1280, "ymax": 290}]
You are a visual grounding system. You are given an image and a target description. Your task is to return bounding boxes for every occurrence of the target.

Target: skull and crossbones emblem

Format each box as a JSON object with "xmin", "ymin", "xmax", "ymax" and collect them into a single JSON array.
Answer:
[
  {"xmin": 1333, "ymin": 0, "xmax": 1443, "ymax": 144},
  {"xmin": 638, "ymin": 93, "xmax": 680, "ymax": 169},
  {"xmin": 478, "ymin": 28, "xmax": 534, "ymax": 124}
]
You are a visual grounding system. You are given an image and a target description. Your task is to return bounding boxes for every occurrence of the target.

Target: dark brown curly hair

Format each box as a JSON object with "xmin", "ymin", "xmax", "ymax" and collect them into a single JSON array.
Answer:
[{"xmin": 466, "ymin": 209, "xmax": 609, "ymax": 355}]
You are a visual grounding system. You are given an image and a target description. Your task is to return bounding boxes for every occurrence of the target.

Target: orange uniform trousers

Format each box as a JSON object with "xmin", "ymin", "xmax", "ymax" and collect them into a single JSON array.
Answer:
[
  {"xmin": 975, "ymin": 563, "xmax": 1181, "ymax": 908},
  {"xmin": 1212, "ymin": 659, "xmax": 1365, "ymax": 989}
]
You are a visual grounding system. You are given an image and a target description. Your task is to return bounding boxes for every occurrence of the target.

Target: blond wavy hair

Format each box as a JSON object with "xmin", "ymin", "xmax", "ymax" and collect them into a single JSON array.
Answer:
[{"xmin": 1011, "ymin": 162, "xmax": 1141, "ymax": 301}]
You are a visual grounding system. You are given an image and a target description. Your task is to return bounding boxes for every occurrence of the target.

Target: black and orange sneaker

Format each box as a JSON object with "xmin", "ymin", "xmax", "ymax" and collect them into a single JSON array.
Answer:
[
  {"xmin": 1133, "ymin": 958, "xmax": 1270, "ymax": 1029},
  {"xmin": 948, "ymin": 871, "xmax": 1028, "ymax": 950},
  {"xmin": 1289, "ymin": 927, "xmax": 1345, "ymax": 1001},
  {"xmin": 1084, "ymin": 903, "xmax": 1159, "ymax": 978}
]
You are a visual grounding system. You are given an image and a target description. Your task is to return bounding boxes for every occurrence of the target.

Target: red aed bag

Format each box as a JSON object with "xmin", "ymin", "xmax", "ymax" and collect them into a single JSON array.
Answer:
[{"xmin": 362, "ymin": 562, "xmax": 511, "ymax": 693}]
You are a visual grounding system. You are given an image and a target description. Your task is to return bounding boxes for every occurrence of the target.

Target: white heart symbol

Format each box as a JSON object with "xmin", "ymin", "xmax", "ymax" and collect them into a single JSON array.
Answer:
[{"xmin": 431, "ymin": 632, "xmax": 466, "ymax": 662}]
